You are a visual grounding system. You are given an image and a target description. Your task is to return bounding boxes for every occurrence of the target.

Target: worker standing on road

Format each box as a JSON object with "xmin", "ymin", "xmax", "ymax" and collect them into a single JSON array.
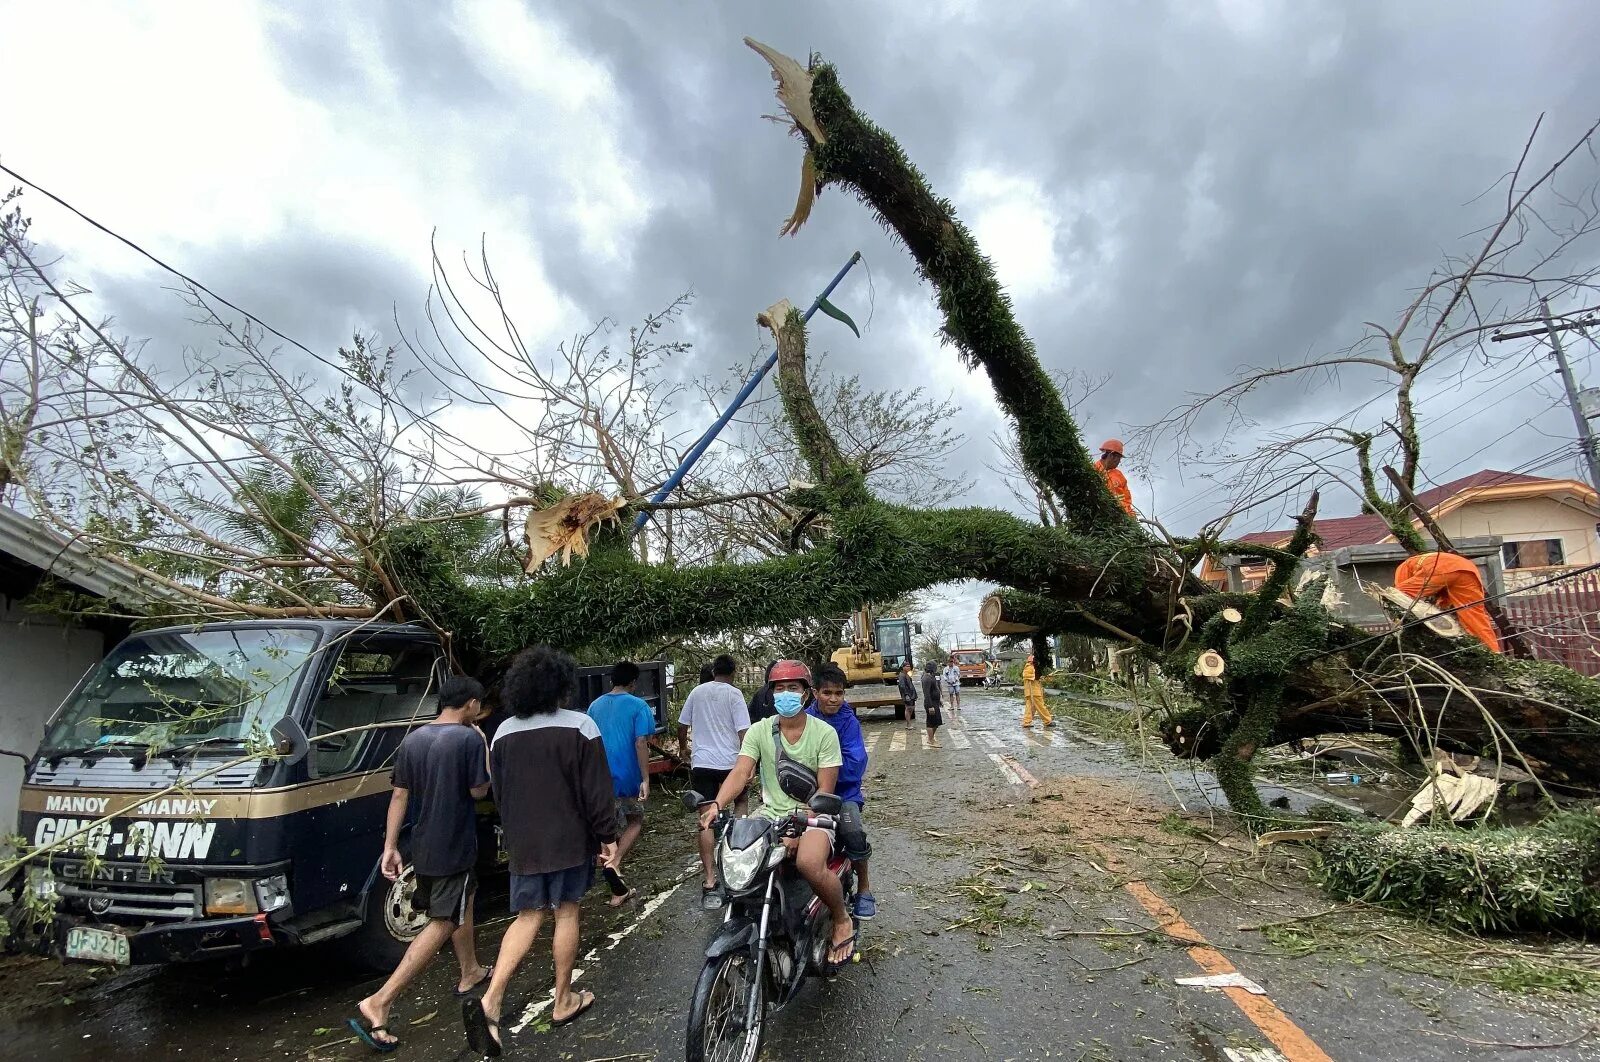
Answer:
[
  {"xmin": 1021, "ymin": 653, "xmax": 1053, "ymax": 729},
  {"xmin": 1393, "ymin": 552, "xmax": 1502, "ymax": 653},
  {"xmin": 1094, "ymin": 438, "xmax": 1135, "ymax": 516}
]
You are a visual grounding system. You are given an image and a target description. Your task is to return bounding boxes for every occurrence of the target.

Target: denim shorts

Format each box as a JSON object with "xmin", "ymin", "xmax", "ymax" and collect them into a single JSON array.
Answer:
[{"xmin": 510, "ymin": 862, "xmax": 595, "ymax": 911}]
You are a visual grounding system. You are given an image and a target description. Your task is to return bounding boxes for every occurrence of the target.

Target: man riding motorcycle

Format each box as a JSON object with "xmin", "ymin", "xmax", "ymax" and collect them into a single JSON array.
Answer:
[{"xmin": 700, "ymin": 660, "xmax": 857, "ymax": 968}]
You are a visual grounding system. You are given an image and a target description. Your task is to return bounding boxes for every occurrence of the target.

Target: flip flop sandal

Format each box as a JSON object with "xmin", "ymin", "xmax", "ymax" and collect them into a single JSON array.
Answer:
[
  {"xmin": 824, "ymin": 932, "xmax": 859, "ymax": 973},
  {"xmin": 453, "ymin": 964, "xmax": 495, "ymax": 998},
  {"xmin": 602, "ymin": 865, "xmax": 632, "ymax": 897},
  {"xmin": 606, "ymin": 887, "xmax": 638, "ymax": 907},
  {"xmin": 551, "ymin": 989, "xmax": 596, "ymax": 1027},
  {"xmin": 347, "ymin": 1017, "xmax": 399, "ymax": 1053},
  {"xmin": 461, "ymin": 997, "xmax": 503, "ymax": 1058}
]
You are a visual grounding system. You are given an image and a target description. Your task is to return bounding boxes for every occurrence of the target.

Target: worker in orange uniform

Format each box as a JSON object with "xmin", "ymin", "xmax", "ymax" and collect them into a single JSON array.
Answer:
[
  {"xmin": 1095, "ymin": 439, "xmax": 1135, "ymax": 516},
  {"xmin": 1393, "ymin": 552, "xmax": 1502, "ymax": 653},
  {"xmin": 1021, "ymin": 653, "xmax": 1053, "ymax": 728}
]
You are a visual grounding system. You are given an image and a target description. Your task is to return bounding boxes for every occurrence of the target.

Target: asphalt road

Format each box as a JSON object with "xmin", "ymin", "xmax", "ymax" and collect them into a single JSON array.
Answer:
[{"xmin": 4, "ymin": 691, "xmax": 1597, "ymax": 1061}]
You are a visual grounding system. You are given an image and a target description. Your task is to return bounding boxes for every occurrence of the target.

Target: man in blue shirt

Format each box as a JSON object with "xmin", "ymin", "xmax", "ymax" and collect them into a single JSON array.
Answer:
[
  {"xmin": 588, "ymin": 660, "xmax": 656, "ymax": 905},
  {"xmin": 808, "ymin": 663, "xmax": 876, "ymax": 920}
]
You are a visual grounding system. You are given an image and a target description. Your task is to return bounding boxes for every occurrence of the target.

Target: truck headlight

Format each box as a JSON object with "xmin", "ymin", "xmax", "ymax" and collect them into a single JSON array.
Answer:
[
  {"xmin": 26, "ymin": 867, "xmax": 57, "ymax": 902},
  {"xmin": 204, "ymin": 878, "xmax": 258, "ymax": 915},
  {"xmin": 253, "ymin": 875, "xmax": 290, "ymax": 914}
]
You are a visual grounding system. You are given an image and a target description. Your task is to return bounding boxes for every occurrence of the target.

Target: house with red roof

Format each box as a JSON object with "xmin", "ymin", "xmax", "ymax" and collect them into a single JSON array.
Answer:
[{"xmin": 1198, "ymin": 470, "xmax": 1600, "ymax": 593}]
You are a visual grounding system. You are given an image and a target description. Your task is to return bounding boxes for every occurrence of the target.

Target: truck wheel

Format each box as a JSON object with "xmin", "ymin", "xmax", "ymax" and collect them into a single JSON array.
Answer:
[{"xmin": 350, "ymin": 864, "xmax": 428, "ymax": 971}]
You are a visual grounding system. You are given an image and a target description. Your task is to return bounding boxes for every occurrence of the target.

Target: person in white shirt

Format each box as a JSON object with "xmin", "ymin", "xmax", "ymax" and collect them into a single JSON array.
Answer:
[
  {"xmin": 676, "ymin": 654, "xmax": 751, "ymax": 910},
  {"xmin": 942, "ymin": 661, "xmax": 962, "ymax": 722}
]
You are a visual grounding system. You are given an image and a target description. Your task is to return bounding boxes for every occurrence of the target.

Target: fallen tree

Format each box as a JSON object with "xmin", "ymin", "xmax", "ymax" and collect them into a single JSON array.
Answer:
[{"xmin": 11, "ymin": 41, "xmax": 1600, "ymax": 823}]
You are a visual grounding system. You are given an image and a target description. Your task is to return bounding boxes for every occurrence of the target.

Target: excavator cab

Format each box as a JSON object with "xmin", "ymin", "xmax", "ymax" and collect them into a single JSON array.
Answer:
[{"xmin": 829, "ymin": 609, "xmax": 918, "ymax": 717}]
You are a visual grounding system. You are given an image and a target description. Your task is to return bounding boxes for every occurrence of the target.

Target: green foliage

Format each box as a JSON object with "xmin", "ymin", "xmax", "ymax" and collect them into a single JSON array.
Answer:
[
  {"xmin": 802, "ymin": 59, "xmax": 1136, "ymax": 535},
  {"xmin": 1318, "ymin": 812, "xmax": 1600, "ymax": 933}
]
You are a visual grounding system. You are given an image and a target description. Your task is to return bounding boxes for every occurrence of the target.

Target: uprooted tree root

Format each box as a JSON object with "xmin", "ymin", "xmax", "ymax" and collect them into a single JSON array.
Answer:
[{"xmin": 1316, "ymin": 811, "xmax": 1600, "ymax": 935}]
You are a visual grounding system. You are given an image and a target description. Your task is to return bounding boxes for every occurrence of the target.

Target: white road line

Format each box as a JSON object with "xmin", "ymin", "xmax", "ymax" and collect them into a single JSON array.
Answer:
[
  {"xmin": 863, "ymin": 732, "xmax": 879, "ymax": 757},
  {"xmin": 889, "ymin": 731, "xmax": 907, "ymax": 753},
  {"xmin": 988, "ymin": 752, "xmax": 1025, "ymax": 786},
  {"xmin": 920, "ymin": 730, "xmax": 933, "ymax": 750},
  {"xmin": 1224, "ymin": 1049, "xmax": 1289, "ymax": 1062},
  {"xmin": 977, "ymin": 732, "xmax": 1005, "ymax": 749},
  {"xmin": 948, "ymin": 729, "xmax": 971, "ymax": 749},
  {"xmin": 510, "ymin": 877, "xmax": 689, "ymax": 1033}
]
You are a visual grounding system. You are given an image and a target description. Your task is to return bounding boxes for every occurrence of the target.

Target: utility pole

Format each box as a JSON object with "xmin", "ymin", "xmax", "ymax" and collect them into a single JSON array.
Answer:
[{"xmin": 1490, "ymin": 299, "xmax": 1600, "ymax": 491}]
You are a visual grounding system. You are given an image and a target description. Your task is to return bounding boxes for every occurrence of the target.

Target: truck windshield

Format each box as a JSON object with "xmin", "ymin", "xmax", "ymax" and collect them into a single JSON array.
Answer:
[
  {"xmin": 954, "ymin": 652, "xmax": 986, "ymax": 664},
  {"xmin": 41, "ymin": 627, "xmax": 320, "ymax": 754}
]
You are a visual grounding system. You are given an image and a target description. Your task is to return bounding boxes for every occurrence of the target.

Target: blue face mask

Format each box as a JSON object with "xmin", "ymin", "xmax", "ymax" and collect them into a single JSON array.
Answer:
[{"xmin": 773, "ymin": 690, "xmax": 805, "ymax": 717}]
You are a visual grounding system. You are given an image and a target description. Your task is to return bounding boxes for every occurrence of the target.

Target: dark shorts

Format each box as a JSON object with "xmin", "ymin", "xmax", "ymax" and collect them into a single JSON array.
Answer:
[
  {"xmin": 838, "ymin": 800, "xmax": 871, "ymax": 862},
  {"xmin": 511, "ymin": 863, "xmax": 595, "ymax": 911},
  {"xmin": 690, "ymin": 767, "xmax": 732, "ymax": 803},
  {"xmin": 615, "ymin": 797, "xmax": 645, "ymax": 832},
  {"xmin": 411, "ymin": 868, "xmax": 476, "ymax": 925},
  {"xmin": 925, "ymin": 706, "xmax": 943, "ymax": 729}
]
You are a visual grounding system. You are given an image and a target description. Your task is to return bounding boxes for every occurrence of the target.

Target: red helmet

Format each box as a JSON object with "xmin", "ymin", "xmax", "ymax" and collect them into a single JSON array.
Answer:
[{"xmin": 769, "ymin": 659, "xmax": 812, "ymax": 686}]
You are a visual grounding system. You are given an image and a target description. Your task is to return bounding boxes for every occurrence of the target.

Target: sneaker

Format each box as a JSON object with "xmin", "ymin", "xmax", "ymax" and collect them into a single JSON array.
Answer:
[
  {"xmin": 701, "ymin": 885, "xmax": 724, "ymax": 911},
  {"xmin": 853, "ymin": 892, "xmax": 877, "ymax": 920}
]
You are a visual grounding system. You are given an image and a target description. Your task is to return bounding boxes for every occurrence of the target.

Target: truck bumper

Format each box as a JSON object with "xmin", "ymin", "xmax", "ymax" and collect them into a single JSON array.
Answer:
[{"xmin": 47, "ymin": 911, "xmax": 278, "ymax": 965}]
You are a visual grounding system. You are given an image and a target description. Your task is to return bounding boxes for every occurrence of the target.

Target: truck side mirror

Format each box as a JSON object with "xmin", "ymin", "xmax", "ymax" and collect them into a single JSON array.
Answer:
[
  {"xmin": 270, "ymin": 717, "xmax": 311, "ymax": 766},
  {"xmin": 913, "ymin": 623, "xmax": 923, "ymax": 634}
]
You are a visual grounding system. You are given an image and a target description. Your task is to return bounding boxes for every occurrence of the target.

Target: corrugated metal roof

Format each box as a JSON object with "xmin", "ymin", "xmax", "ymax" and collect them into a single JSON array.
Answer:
[{"xmin": 0, "ymin": 504, "xmax": 158, "ymax": 607}]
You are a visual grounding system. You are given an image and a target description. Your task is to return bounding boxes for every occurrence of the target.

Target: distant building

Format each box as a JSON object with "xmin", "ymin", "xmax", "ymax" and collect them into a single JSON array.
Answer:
[
  {"xmin": 0, "ymin": 505, "xmax": 147, "ymax": 843},
  {"xmin": 1198, "ymin": 470, "xmax": 1600, "ymax": 595}
]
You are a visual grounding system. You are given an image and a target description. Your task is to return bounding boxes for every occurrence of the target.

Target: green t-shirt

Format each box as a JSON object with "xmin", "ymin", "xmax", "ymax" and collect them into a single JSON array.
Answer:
[{"xmin": 739, "ymin": 716, "xmax": 843, "ymax": 820}]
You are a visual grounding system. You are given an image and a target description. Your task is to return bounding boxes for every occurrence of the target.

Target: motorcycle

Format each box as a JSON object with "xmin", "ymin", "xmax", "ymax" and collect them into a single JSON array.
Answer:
[{"xmin": 681, "ymin": 789, "xmax": 858, "ymax": 1062}]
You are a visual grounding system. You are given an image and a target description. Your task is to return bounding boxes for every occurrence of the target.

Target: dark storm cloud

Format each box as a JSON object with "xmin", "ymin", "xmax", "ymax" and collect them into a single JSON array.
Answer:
[{"xmin": 20, "ymin": 0, "xmax": 1600, "ymax": 545}]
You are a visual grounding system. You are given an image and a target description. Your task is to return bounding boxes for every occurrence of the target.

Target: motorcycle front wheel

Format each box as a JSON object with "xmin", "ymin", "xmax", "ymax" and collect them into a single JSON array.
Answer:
[{"xmin": 686, "ymin": 950, "xmax": 766, "ymax": 1062}]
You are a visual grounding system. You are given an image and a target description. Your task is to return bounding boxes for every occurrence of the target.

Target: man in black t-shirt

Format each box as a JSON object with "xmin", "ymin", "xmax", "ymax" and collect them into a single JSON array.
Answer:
[{"xmin": 351, "ymin": 677, "xmax": 492, "ymax": 1053}]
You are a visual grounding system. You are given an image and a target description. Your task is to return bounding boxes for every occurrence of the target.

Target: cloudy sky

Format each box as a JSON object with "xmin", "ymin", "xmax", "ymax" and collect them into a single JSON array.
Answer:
[{"xmin": 4, "ymin": 0, "xmax": 1599, "ymax": 636}]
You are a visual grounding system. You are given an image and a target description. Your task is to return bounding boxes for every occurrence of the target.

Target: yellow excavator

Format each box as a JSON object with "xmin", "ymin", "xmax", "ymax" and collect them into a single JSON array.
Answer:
[{"xmin": 829, "ymin": 607, "xmax": 918, "ymax": 717}]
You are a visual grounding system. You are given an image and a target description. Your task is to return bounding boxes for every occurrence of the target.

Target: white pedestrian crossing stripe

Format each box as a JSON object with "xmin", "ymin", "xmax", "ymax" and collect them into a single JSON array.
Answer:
[
  {"xmin": 977, "ymin": 731, "xmax": 1005, "ymax": 749},
  {"xmin": 948, "ymin": 729, "xmax": 971, "ymax": 749},
  {"xmin": 863, "ymin": 732, "xmax": 879, "ymax": 757},
  {"xmin": 889, "ymin": 731, "xmax": 906, "ymax": 753}
]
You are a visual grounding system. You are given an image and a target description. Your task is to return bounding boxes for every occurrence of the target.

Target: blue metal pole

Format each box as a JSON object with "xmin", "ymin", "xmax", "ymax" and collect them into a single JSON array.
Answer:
[{"xmin": 632, "ymin": 250, "xmax": 863, "ymax": 532}]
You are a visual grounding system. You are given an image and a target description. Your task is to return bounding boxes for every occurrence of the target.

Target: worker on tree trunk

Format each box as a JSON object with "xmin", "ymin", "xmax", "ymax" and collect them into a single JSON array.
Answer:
[
  {"xmin": 1393, "ymin": 551, "xmax": 1502, "ymax": 653},
  {"xmin": 1094, "ymin": 438, "xmax": 1135, "ymax": 516},
  {"xmin": 1021, "ymin": 653, "xmax": 1053, "ymax": 729}
]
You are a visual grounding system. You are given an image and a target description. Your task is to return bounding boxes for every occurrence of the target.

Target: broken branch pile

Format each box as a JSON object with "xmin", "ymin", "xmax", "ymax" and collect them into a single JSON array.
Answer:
[{"xmin": 1316, "ymin": 811, "xmax": 1600, "ymax": 934}]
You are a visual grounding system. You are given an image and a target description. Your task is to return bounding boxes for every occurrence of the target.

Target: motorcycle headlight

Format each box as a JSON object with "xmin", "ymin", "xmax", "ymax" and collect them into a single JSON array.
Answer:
[{"xmin": 718, "ymin": 836, "xmax": 768, "ymax": 894}]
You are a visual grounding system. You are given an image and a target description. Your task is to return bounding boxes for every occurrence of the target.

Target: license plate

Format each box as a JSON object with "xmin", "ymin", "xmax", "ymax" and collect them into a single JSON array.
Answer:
[{"xmin": 66, "ymin": 926, "xmax": 131, "ymax": 966}]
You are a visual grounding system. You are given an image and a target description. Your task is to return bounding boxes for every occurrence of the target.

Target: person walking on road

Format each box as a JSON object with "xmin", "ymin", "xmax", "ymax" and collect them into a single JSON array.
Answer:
[
  {"xmin": 587, "ymin": 660, "xmax": 656, "ymax": 906},
  {"xmin": 897, "ymin": 660, "xmax": 918, "ymax": 730},
  {"xmin": 351, "ymin": 677, "xmax": 492, "ymax": 1054},
  {"xmin": 677, "ymin": 653, "xmax": 752, "ymax": 909},
  {"xmin": 942, "ymin": 659, "xmax": 962, "ymax": 723},
  {"xmin": 463, "ymin": 647, "xmax": 619, "ymax": 1056},
  {"xmin": 920, "ymin": 661, "xmax": 944, "ymax": 748},
  {"xmin": 1021, "ymin": 653, "xmax": 1053, "ymax": 729}
]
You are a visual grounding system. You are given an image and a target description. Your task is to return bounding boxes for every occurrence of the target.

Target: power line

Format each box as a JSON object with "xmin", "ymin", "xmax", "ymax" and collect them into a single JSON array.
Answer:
[{"xmin": 0, "ymin": 162, "xmax": 334, "ymax": 372}]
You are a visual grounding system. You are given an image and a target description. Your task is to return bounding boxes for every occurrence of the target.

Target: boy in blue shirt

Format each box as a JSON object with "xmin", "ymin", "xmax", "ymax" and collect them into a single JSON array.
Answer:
[
  {"xmin": 587, "ymin": 660, "xmax": 656, "ymax": 905},
  {"xmin": 808, "ymin": 663, "xmax": 876, "ymax": 920}
]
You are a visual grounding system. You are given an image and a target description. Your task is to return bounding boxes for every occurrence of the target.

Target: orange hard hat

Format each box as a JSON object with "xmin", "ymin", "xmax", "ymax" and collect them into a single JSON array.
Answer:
[{"xmin": 1099, "ymin": 438, "xmax": 1124, "ymax": 455}]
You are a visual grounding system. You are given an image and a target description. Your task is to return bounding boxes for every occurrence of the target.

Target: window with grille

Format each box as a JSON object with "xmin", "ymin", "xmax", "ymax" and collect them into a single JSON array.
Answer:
[{"xmin": 1502, "ymin": 539, "xmax": 1566, "ymax": 569}]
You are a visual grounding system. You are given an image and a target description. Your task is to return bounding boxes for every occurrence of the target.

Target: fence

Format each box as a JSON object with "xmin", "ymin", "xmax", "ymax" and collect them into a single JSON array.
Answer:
[{"xmin": 1501, "ymin": 570, "xmax": 1600, "ymax": 677}]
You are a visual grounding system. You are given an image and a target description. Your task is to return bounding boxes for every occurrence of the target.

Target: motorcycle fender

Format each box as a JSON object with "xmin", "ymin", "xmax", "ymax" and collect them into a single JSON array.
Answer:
[{"xmin": 704, "ymin": 920, "xmax": 756, "ymax": 960}]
